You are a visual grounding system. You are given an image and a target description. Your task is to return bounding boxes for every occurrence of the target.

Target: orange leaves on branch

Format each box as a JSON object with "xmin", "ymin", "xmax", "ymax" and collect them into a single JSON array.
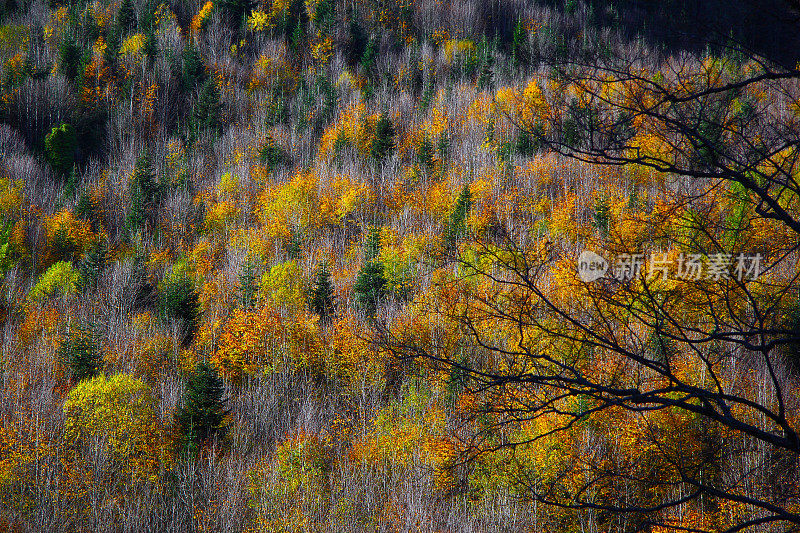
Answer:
[
  {"xmin": 248, "ymin": 44, "xmax": 296, "ymax": 93},
  {"xmin": 493, "ymin": 78, "xmax": 552, "ymax": 138},
  {"xmin": 258, "ymin": 170, "xmax": 372, "ymax": 241},
  {"xmin": 191, "ymin": 2, "xmax": 214, "ymax": 34},
  {"xmin": 212, "ymin": 302, "xmax": 325, "ymax": 383},
  {"xmin": 44, "ymin": 209, "xmax": 99, "ymax": 264},
  {"xmin": 347, "ymin": 382, "xmax": 456, "ymax": 491}
]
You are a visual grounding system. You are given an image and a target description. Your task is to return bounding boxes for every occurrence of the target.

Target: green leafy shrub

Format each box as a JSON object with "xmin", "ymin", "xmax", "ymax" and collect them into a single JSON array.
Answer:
[
  {"xmin": 30, "ymin": 261, "xmax": 80, "ymax": 300},
  {"xmin": 44, "ymin": 123, "xmax": 77, "ymax": 178}
]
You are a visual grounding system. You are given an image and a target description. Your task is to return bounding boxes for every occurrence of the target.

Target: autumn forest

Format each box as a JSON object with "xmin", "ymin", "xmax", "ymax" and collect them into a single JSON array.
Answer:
[{"xmin": 0, "ymin": 0, "xmax": 799, "ymax": 531}]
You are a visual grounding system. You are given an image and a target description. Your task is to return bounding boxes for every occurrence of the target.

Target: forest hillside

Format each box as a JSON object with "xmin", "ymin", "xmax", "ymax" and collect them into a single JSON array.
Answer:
[{"xmin": 0, "ymin": 0, "xmax": 799, "ymax": 531}]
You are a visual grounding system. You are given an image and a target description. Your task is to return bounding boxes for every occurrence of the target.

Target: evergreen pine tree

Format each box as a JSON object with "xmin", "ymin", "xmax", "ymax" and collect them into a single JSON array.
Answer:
[
  {"xmin": 159, "ymin": 274, "xmax": 201, "ymax": 345},
  {"xmin": 141, "ymin": 2, "xmax": 158, "ymax": 62},
  {"xmin": 103, "ymin": 23, "xmax": 121, "ymax": 69},
  {"xmin": 592, "ymin": 196, "xmax": 610, "ymax": 238},
  {"xmin": 258, "ymin": 135, "xmax": 289, "ymax": 169},
  {"xmin": 311, "ymin": 0, "xmax": 333, "ymax": 32},
  {"xmin": 127, "ymin": 254, "xmax": 157, "ymax": 311},
  {"xmin": 417, "ymin": 135, "xmax": 435, "ymax": 174},
  {"xmin": 444, "ymin": 182, "xmax": 472, "ymax": 251},
  {"xmin": 353, "ymin": 260, "xmax": 385, "ymax": 317},
  {"xmin": 117, "ymin": 0, "xmax": 135, "ymax": 34},
  {"xmin": 419, "ymin": 81, "xmax": 435, "ymax": 111},
  {"xmin": 192, "ymin": 78, "xmax": 222, "ymax": 136},
  {"xmin": 175, "ymin": 362, "xmax": 228, "ymax": 455},
  {"xmin": 218, "ymin": 0, "xmax": 256, "ymax": 30},
  {"xmin": 64, "ymin": 165, "xmax": 78, "ymax": 197},
  {"xmin": 437, "ymin": 133, "xmax": 449, "ymax": 163},
  {"xmin": 511, "ymin": 18, "xmax": 527, "ymax": 65},
  {"xmin": 344, "ymin": 13, "xmax": 367, "ymax": 67},
  {"xmin": 360, "ymin": 37, "xmax": 377, "ymax": 74},
  {"xmin": 77, "ymin": 241, "xmax": 107, "ymax": 291},
  {"xmin": 58, "ymin": 324, "xmax": 103, "ymax": 384},
  {"xmin": 181, "ymin": 40, "xmax": 206, "ymax": 91},
  {"xmin": 353, "ymin": 226, "xmax": 386, "ymax": 316},
  {"xmin": 363, "ymin": 225, "xmax": 381, "ymax": 262},
  {"xmin": 290, "ymin": 16, "xmax": 305, "ymax": 54},
  {"xmin": 58, "ymin": 34, "xmax": 83, "ymax": 81},
  {"xmin": 371, "ymin": 113, "xmax": 395, "ymax": 162},
  {"xmin": 236, "ymin": 262, "xmax": 258, "ymax": 310},
  {"xmin": 311, "ymin": 263, "xmax": 335, "ymax": 321},
  {"xmin": 126, "ymin": 150, "xmax": 160, "ymax": 231}
]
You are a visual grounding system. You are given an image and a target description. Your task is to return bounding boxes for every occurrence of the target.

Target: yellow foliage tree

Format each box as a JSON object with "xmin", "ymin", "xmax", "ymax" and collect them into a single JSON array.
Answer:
[{"xmin": 63, "ymin": 373, "xmax": 162, "ymax": 481}]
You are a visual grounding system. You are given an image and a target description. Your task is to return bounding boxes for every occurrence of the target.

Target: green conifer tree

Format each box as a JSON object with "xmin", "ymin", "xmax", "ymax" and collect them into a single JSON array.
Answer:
[
  {"xmin": 192, "ymin": 78, "xmax": 222, "ymax": 136},
  {"xmin": 126, "ymin": 150, "xmax": 160, "ymax": 232},
  {"xmin": 353, "ymin": 260, "xmax": 385, "ymax": 317},
  {"xmin": 117, "ymin": 0, "xmax": 135, "ymax": 34},
  {"xmin": 141, "ymin": 2, "xmax": 158, "ymax": 62},
  {"xmin": 159, "ymin": 266, "xmax": 201, "ymax": 345},
  {"xmin": 353, "ymin": 226, "xmax": 386, "ymax": 316},
  {"xmin": 311, "ymin": 263, "xmax": 335, "ymax": 321},
  {"xmin": 371, "ymin": 113, "xmax": 395, "ymax": 162},
  {"xmin": 417, "ymin": 135, "xmax": 435, "ymax": 174},
  {"xmin": 363, "ymin": 225, "xmax": 381, "ymax": 262},
  {"xmin": 592, "ymin": 196, "xmax": 610, "ymax": 239},
  {"xmin": 344, "ymin": 9, "xmax": 367, "ymax": 67},
  {"xmin": 218, "ymin": 0, "xmax": 256, "ymax": 30},
  {"xmin": 77, "ymin": 241, "xmax": 107, "ymax": 291},
  {"xmin": 58, "ymin": 34, "xmax": 83, "ymax": 81},
  {"xmin": 103, "ymin": 23, "xmax": 120, "ymax": 69},
  {"xmin": 181, "ymin": 40, "xmax": 206, "ymax": 91},
  {"xmin": 58, "ymin": 324, "xmax": 103, "ymax": 384},
  {"xmin": 511, "ymin": 18, "xmax": 527, "ymax": 65},
  {"xmin": 444, "ymin": 182, "xmax": 472, "ymax": 251},
  {"xmin": 236, "ymin": 262, "xmax": 258, "ymax": 310},
  {"xmin": 175, "ymin": 362, "xmax": 228, "ymax": 455}
]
